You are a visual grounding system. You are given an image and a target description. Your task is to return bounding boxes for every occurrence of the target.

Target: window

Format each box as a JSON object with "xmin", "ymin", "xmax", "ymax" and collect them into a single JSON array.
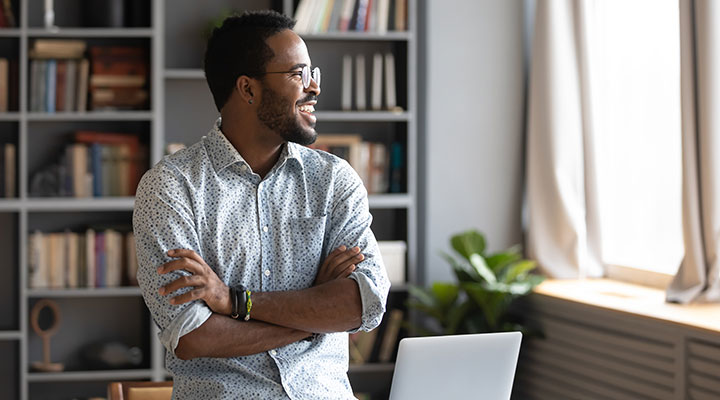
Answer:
[{"xmin": 589, "ymin": 0, "xmax": 683, "ymax": 279}]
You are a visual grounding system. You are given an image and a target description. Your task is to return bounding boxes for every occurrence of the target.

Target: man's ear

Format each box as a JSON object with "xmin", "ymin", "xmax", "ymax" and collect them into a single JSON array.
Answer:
[{"xmin": 235, "ymin": 75, "xmax": 256, "ymax": 104}]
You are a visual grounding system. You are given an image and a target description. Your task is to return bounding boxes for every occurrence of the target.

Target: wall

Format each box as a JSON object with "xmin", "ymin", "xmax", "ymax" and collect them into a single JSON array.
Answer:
[{"xmin": 419, "ymin": 0, "xmax": 526, "ymax": 285}]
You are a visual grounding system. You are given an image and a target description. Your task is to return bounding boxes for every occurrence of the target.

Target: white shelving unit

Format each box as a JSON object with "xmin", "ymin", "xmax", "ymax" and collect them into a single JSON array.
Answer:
[{"xmin": 1, "ymin": 1, "xmax": 417, "ymax": 398}]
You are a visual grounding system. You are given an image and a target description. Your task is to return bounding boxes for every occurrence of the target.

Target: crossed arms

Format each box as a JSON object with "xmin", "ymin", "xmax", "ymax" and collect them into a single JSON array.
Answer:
[{"xmin": 133, "ymin": 161, "xmax": 390, "ymax": 361}]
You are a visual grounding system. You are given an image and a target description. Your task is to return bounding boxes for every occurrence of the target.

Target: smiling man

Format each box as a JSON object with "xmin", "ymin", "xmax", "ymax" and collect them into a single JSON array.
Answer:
[{"xmin": 133, "ymin": 10, "xmax": 390, "ymax": 399}]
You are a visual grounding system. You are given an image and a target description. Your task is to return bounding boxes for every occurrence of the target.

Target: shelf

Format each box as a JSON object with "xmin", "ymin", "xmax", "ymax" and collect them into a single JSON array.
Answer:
[
  {"xmin": 28, "ymin": 287, "xmax": 141, "ymax": 298},
  {"xmin": 164, "ymin": 69, "xmax": 205, "ymax": 80},
  {"xmin": 349, "ymin": 362, "xmax": 395, "ymax": 374},
  {"xmin": 315, "ymin": 110, "xmax": 410, "ymax": 122},
  {"xmin": 26, "ymin": 28, "xmax": 154, "ymax": 38},
  {"xmin": 27, "ymin": 369, "xmax": 154, "ymax": 382},
  {"xmin": 0, "ymin": 112, "xmax": 20, "ymax": 121},
  {"xmin": 368, "ymin": 194, "xmax": 411, "ymax": 208},
  {"xmin": 27, "ymin": 111, "xmax": 154, "ymax": 121},
  {"xmin": 300, "ymin": 31, "xmax": 411, "ymax": 41},
  {"xmin": 0, "ymin": 29, "xmax": 21, "ymax": 37},
  {"xmin": 0, "ymin": 331, "xmax": 22, "ymax": 340},
  {"xmin": 0, "ymin": 199, "xmax": 21, "ymax": 211},
  {"xmin": 25, "ymin": 197, "xmax": 135, "ymax": 211}
]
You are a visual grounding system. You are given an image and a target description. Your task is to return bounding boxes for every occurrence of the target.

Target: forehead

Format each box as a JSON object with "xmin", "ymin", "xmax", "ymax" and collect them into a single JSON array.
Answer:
[{"xmin": 264, "ymin": 29, "xmax": 311, "ymax": 69}]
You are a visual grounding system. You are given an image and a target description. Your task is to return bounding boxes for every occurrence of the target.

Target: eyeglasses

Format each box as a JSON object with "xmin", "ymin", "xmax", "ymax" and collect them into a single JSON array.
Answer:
[{"xmin": 258, "ymin": 65, "xmax": 321, "ymax": 89}]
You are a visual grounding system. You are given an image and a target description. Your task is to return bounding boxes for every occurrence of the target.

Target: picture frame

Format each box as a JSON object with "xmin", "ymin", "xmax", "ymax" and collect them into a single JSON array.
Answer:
[{"xmin": 308, "ymin": 134, "xmax": 362, "ymax": 171}]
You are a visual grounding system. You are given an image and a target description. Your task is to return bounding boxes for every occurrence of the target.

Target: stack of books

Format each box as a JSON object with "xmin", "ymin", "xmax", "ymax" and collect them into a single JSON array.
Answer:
[
  {"xmin": 294, "ymin": 0, "xmax": 407, "ymax": 34},
  {"xmin": 309, "ymin": 135, "xmax": 404, "ymax": 194},
  {"xmin": 89, "ymin": 46, "xmax": 149, "ymax": 110},
  {"xmin": 30, "ymin": 131, "xmax": 147, "ymax": 198},
  {"xmin": 29, "ymin": 40, "xmax": 90, "ymax": 112},
  {"xmin": 28, "ymin": 229, "xmax": 138, "ymax": 289},
  {"xmin": 341, "ymin": 52, "xmax": 399, "ymax": 112}
]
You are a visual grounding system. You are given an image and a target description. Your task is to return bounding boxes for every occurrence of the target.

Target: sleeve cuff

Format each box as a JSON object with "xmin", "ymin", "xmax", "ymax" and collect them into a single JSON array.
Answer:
[
  {"xmin": 158, "ymin": 302, "xmax": 213, "ymax": 355},
  {"xmin": 347, "ymin": 271, "xmax": 387, "ymax": 333}
]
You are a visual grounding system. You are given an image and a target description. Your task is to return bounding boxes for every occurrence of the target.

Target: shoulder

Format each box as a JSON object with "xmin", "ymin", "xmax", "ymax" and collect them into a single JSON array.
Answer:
[
  {"xmin": 137, "ymin": 141, "xmax": 206, "ymax": 198},
  {"xmin": 294, "ymin": 144, "xmax": 363, "ymax": 189}
]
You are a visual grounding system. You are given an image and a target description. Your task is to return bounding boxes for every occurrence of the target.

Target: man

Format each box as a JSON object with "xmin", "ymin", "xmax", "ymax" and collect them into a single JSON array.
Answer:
[{"xmin": 133, "ymin": 10, "xmax": 390, "ymax": 399}]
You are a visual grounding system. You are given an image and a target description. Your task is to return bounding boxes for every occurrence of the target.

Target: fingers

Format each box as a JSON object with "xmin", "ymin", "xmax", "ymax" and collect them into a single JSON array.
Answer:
[
  {"xmin": 157, "ymin": 257, "xmax": 201, "ymax": 275},
  {"xmin": 330, "ymin": 252, "xmax": 363, "ymax": 278},
  {"xmin": 158, "ymin": 274, "xmax": 204, "ymax": 296},
  {"xmin": 168, "ymin": 288, "xmax": 203, "ymax": 305},
  {"xmin": 324, "ymin": 246, "xmax": 361, "ymax": 268}
]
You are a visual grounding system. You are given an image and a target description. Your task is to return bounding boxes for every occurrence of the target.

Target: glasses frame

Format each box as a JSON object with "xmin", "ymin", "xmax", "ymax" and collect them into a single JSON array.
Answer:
[{"xmin": 256, "ymin": 65, "xmax": 321, "ymax": 89}]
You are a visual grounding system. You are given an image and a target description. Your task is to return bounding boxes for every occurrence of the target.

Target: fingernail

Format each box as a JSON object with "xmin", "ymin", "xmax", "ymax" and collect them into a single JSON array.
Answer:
[
  {"xmin": 158, "ymin": 288, "xmax": 165, "ymax": 295},
  {"xmin": 339, "ymin": 245, "xmax": 346, "ymax": 251},
  {"xmin": 356, "ymin": 254, "xmax": 364, "ymax": 260},
  {"xmin": 157, "ymin": 267, "xmax": 163, "ymax": 273},
  {"xmin": 353, "ymin": 247, "xmax": 360, "ymax": 253},
  {"xmin": 168, "ymin": 250, "xmax": 175, "ymax": 255}
]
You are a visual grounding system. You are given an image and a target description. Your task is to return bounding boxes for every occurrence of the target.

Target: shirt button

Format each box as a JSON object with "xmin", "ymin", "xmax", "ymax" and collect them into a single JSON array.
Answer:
[
  {"xmin": 270, "ymin": 350, "xmax": 277, "ymax": 356},
  {"xmin": 264, "ymin": 269, "xmax": 271, "ymax": 276},
  {"xmin": 240, "ymin": 164, "xmax": 248, "ymax": 172},
  {"xmin": 263, "ymin": 226, "xmax": 268, "ymax": 233}
]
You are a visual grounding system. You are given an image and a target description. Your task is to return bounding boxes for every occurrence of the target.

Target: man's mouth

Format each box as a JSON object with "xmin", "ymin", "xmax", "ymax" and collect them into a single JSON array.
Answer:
[
  {"xmin": 297, "ymin": 101, "xmax": 317, "ymax": 125},
  {"xmin": 298, "ymin": 104, "xmax": 315, "ymax": 114}
]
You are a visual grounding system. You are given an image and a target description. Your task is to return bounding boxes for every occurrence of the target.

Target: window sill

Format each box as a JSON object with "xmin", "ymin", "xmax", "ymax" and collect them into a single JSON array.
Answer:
[{"xmin": 532, "ymin": 278, "xmax": 720, "ymax": 335}]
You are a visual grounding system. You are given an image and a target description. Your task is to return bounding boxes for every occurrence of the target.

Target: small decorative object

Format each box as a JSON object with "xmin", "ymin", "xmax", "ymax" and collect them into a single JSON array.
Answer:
[
  {"xmin": 44, "ymin": 0, "xmax": 56, "ymax": 29},
  {"xmin": 81, "ymin": 341, "xmax": 143, "ymax": 369},
  {"xmin": 30, "ymin": 299, "xmax": 64, "ymax": 372},
  {"xmin": 408, "ymin": 229, "xmax": 544, "ymax": 335}
]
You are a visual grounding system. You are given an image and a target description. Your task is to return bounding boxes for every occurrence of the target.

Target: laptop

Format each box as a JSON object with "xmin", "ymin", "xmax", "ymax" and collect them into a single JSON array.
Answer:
[{"xmin": 388, "ymin": 331, "xmax": 522, "ymax": 400}]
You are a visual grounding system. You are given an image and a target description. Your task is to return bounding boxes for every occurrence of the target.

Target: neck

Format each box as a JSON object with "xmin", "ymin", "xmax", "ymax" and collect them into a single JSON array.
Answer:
[{"xmin": 220, "ymin": 110, "xmax": 285, "ymax": 179}]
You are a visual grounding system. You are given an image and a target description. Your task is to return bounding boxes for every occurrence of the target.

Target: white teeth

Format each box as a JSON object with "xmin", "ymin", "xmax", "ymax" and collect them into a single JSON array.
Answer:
[{"xmin": 298, "ymin": 104, "xmax": 315, "ymax": 113}]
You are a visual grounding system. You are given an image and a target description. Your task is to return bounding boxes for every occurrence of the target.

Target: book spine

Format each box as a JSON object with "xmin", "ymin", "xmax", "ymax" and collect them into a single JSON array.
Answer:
[{"xmin": 46, "ymin": 59, "xmax": 56, "ymax": 113}]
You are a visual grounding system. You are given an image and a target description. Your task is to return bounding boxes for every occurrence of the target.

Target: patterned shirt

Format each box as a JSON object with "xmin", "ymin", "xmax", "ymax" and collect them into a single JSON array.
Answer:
[{"xmin": 133, "ymin": 118, "xmax": 390, "ymax": 399}]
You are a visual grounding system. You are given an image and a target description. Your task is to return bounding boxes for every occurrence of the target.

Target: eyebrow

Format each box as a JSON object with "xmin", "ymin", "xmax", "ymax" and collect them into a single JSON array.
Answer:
[{"xmin": 288, "ymin": 63, "xmax": 308, "ymax": 70}]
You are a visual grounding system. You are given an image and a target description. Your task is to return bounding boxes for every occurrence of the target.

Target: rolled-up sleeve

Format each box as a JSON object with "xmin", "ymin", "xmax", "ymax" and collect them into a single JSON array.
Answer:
[
  {"xmin": 325, "ymin": 162, "xmax": 391, "ymax": 333},
  {"xmin": 133, "ymin": 161, "xmax": 212, "ymax": 354}
]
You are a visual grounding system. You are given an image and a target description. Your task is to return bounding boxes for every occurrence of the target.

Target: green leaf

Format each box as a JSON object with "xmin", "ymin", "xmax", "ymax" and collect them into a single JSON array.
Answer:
[
  {"xmin": 407, "ymin": 285, "xmax": 437, "ymax": 308},
  {"xmin": 442, "ymin": 252, "xmax": 477, "ymax": 283},
  {"xmin": 431, "ymin": 282, "xmax": 459, "ymax": 309},
  {"xmin": 445, "ymin": 299, "xmax": 473, "ymax": 335},
  {"xmin": 450, "ymin": 230, "xmax": 486, "ymax": 259},
  {"xmin": 485, "ymin": 251, "xmax": 522, "ymax": 273},
  {"xmin": 469, "ymin": 253, "xmax": 497, "ymax": 284},
  {"xmin": 500, "ymin": 260, "xmax": 537, "ymax": 283}
]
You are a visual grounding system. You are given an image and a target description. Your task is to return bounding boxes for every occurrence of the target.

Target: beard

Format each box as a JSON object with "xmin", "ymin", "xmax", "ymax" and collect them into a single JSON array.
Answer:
[{"xmin": 257, "ymin": 85, "xmax": 317, "ymax": 145}]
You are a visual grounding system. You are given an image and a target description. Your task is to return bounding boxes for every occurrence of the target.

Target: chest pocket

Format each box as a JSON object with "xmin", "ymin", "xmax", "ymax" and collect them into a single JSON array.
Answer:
[{"xmin": 286, "ymin": 215, "xmax": 327, "ymax": 284}]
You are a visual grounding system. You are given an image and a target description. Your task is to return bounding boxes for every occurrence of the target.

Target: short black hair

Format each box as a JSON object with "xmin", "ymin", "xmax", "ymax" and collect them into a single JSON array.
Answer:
[{"xmin": 204, "ymin": 10, "xmax": 296, "ymax": 112}]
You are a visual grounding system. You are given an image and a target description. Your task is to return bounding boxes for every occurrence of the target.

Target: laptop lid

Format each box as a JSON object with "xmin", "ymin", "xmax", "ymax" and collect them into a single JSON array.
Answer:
[{"xmin": 388, "ymin": 331, "xmax": 522, "ymax": 400}]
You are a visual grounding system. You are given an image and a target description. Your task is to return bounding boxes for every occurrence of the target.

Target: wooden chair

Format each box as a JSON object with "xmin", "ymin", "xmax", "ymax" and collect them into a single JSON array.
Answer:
[{"xmin": 107, "ymin": 381, "xmax": 173, "ymax": 400}]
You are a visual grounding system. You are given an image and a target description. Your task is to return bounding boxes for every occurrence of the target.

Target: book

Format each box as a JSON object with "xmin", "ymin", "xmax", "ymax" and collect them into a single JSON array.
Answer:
[
  {"xmin": 338, "ymin": 0, "xmax": 356, "ymax": 31},
  {"xmin": 384, "ymin": 52, "xmax": 397, "ymax": 111},
  {"xmin": 64, "ymin": 60, "xmax": 77, "ymax": 111},
  {"xmin": 349, "ymin": 329, "xmax": 378, "ymax": 364},
  {"xmin": 74, "ymin": 131, "xmax": 143, "ymax": 196},
  {"xmin": 55, "ymin": 60, "xmax": 67, "ymax": 111},
  {"xmin": 371, "ymin": 53, "xmax": 383, "ymax": 110},
  {"xmin": 394, "ymin": 0, "xmax": 406, "ymax": 31},
  {"xmin": 76, "ymin": 59, "xmax": 90, "ymax": 111},
  {"xmin": 354, "ymin": 0, "xmax": 369, "ymax": 31},
  {"xmin": 342, "ymin": 54, "xmax": 353, "ymax": 111},
  {"xmin": 2, "ymin": 0, "xmax": 15, "ymax": 28},
  {"xmin": 378, "ymin": 309, "xmax": 404, "ymax": 362},
  {"xmin": 66, "ymin": 231, "xmax": 79, "ymax": 288},
  {"xmin": 46, "ymin": 59, "xmax": 56, "ymax": 113},
  {"xmin": 376, "ymin": 0, "xmax": 390, "ymax": 34},
  {"xmin": 29, "ymin": 231, "xmax": 48, "ymax": 288},
  {"xmin": 30, "ymin": 40, "xmax": 86, "ymax": 59},
  {"xmin": 4, "ymin": 143, "xmax": 15, "ymax": 198},
  {"xmin": 0, "ymin": 58, "xmax": 7, "ymax": 112},
  {"xmin": 85, "ymin": 229, "xmax": 96, "ymax": 288},
  {"xmin": 70, "ymin": 143, "xmax": 88, "ymax": 197},
  {"xmin": 328, "ymin": 0, "xmax": 345, "ymax": 32},
  {"xmin": 355, "ymin": 54, "xmax": 366, "ymax": 110}
]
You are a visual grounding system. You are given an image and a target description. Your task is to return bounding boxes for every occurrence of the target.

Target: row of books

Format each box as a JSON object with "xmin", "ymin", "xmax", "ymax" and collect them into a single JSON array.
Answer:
[
  {"xmin": 342, "ymin": 53, "xmax": 399, "ymax": 112},
  {"xmin": 0, "ymin": 0, "xmax": 16, "ymax": 28},
  {"xmin": 309, "ymin": 135, "xmax": 404, "ymax": 194},
  {"xmin": 0, "ymin": 57, "xmax": 19, "ymax": 112},
  {"xmin": 30, "ymin": 131, "xmax": 147, "ymax": 198},
  {"xmin": 29, "ymin": 40, "xmax": 149, "ymax": 112},
  {"xmin": 0, "ymin": 142, "xmax": 15, "ymax": 198},
  {"xmin": 350, "ymin": 309, "xmax": 404, "ymax": 364},
  {"xmin": 28, "ymin": 229, "xmax": 138, "ymax": 289},
  {"xmin": 294, "ymin": 0, "xmax": 407, "ymax": 34}
]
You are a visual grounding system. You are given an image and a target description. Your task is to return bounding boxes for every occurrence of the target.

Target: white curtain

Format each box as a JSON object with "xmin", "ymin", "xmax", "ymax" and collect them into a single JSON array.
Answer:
[
  {"xmin": 667, "ymin": 0, "xmax": 720, "ymax": 303},
  {"xmin": 525, "ymin": 0, "xmax": 603, "ymax": 279}
]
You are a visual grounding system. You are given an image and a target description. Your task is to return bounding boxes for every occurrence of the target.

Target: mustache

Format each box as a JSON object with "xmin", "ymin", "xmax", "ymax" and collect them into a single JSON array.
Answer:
[{"xmin": 296, "ymin": 95, "xmax": 317, "ymax": 105}]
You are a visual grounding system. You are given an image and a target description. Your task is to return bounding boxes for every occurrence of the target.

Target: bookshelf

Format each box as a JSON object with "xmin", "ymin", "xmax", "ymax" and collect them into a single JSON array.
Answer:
[{"xmin": 1, "ymin": 0, "xmax": 417, "ymax": 399}]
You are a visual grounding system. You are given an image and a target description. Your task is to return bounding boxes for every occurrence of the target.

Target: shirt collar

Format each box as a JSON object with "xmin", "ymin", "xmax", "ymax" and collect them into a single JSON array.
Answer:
[{"xmin": 205, "ymin": 117, "xmax": 304, "ymax": 173}]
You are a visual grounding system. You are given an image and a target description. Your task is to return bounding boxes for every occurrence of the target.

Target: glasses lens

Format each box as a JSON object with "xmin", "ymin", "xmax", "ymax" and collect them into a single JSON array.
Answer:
[
  {"xmin": 312, "ymin": 67, "xmax": 321, "ymax": 87},
  {"xmin": 301, "ymin": 65, "xmax": 310, "ymax": 88}
]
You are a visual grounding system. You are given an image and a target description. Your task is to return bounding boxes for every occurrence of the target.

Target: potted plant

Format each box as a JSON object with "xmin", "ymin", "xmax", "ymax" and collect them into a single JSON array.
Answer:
[{"xmin": 408, "ymin": 230, "xmax": 544, "ymax": 335}]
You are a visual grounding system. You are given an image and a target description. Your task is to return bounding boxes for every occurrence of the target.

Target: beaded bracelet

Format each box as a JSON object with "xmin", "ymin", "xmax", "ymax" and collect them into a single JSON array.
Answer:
[{"xmin": 244, "ymin": 289, "xmax": 252, "ymax": 321}]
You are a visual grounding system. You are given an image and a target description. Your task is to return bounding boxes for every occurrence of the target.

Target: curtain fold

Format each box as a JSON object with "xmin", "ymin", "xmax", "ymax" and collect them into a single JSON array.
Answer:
[
  {"xmin": 525, "ymin": 0, "xmax": 603, "ymax": 279},
  {"xmin": 667, "ymin": 0, "xmax": 720, "ymax": 303}
]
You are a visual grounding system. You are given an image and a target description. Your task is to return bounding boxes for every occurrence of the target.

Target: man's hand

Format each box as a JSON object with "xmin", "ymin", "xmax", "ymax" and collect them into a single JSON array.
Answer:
[
  {"xmin": 157, "ymin": 249, "xmax": 231, "ymax": 315},
  {"xmin": 314, "ymin": 245, "xmax": 364, "ymax": 286}
]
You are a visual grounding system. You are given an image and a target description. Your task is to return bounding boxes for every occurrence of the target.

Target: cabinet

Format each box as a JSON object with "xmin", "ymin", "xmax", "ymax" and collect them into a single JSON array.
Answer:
[{"xmin": 1, "ymin": 1, "xmax": 417, "ymax": 398}]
